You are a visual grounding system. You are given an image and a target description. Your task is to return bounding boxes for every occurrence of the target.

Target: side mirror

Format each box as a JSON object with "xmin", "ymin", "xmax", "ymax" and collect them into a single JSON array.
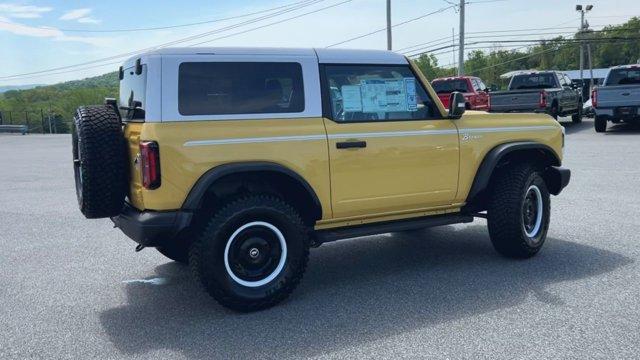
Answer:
[
  {"xmin": 448, "ymin": 92, "xmax": 466, "ymax": 119},
  {"xmin": 489, "ymin": 84, "xmax": 499, "ymax": 92}
]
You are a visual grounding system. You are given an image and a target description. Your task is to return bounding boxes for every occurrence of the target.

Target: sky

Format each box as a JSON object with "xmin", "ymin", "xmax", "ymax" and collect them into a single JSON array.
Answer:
[{"xmin": 1, "ymin": 0, "xmax": 638, "ymax": 86}]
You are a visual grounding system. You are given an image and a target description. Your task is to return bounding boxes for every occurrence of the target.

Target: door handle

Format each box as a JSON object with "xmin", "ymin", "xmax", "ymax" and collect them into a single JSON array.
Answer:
[{"xmin": 336, "ymin": 140, "xmax": 367, "ymax": 149}]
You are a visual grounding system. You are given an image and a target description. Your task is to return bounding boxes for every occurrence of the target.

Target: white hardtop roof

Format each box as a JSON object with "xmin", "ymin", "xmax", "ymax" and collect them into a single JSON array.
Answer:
[{"xmin": 126, "ymin": 47, "xmax": 407, "ymax": 66}]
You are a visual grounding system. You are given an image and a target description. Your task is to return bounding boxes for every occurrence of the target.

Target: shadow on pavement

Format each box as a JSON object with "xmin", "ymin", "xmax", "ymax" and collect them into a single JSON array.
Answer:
[
  {"xmin": 100, "ymin": 225, "xmax": 631, "ymax": 359},
  {"xmin": 605, "ymin": 122, "xmax": 640, "ymax": 135},
  {"xmin": 561, "ymin": 119, "xmax": 593, "ymax": 135}
]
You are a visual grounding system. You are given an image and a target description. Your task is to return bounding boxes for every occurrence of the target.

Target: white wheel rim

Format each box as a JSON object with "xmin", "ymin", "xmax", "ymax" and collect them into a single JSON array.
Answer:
[
  {"xmin": 523, "ymin": 185, "xmax": 544, "ymax": 238},
  {"xmin": 223, "ymin": 221, "xmax": 287, "ymax": 288}
]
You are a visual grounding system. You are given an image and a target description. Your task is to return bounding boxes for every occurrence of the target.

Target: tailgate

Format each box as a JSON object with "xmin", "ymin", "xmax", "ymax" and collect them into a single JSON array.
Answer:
[
  {"xmin": 598, "ymin": 85, "xmax": 640, "ymax": 108},
  {"xmin": 123, "ymin": 123, "xmax": 145, "ymax": 210},
  {"xmin": 490, "ymin": 91, "xmax": 540, "ymax": 112}
]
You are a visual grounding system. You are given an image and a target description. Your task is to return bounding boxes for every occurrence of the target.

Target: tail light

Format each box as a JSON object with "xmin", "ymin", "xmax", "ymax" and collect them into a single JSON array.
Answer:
[
  {"xmin": 591, "ymin": 88, "xmax": 598, "ymax": 108},
  {"xmin": 539, "ymin": 91, "xmax": 547, "ymax": 109},
  {"xmin": 139, "ymin": 141, "xmax": 161, "ymax": 189}
]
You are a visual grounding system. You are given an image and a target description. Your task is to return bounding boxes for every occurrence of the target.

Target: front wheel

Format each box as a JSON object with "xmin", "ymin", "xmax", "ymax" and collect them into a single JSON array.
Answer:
[
  {"xmin": 487, "ymin": 164, "xmax": 550, "ymax": 258},
  {"xmin": 189, "ymin": 195, "xmax": 309, "ymax": 312}
]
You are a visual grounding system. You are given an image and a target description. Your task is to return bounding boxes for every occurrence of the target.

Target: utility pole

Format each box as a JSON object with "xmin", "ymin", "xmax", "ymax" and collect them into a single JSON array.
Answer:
[
  {"xmin": 579, "ymin": 9, "xmax": 585, "ymax": 82},
  {"xmin": 587, "ymin": 43, "xmax": 594, "ymax": 90},
  {"xmin": 452, "ymin": 27, "xmax": 456, "ymax": 72},
  {"xmin": 576, "ymin": 5, "xmax": 593, "ymax": 92},
  {"xmin": 458, "ymin": 0, "xmax": 465, "ymax": 75},
  {"xmin": 386, "ymin": 0, "xmax": 392, "ymax": 50}
]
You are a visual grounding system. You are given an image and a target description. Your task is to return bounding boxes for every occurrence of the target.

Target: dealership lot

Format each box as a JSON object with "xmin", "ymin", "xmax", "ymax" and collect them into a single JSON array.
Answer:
[{"xmin": 1, "ymin": 118, "xmax": 640, "ymax": 359}]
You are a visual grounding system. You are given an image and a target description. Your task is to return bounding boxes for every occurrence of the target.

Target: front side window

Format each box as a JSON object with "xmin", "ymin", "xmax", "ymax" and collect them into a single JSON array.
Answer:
[
  {"xmin": 476, "ymin": 79, "xmax": 487, "ymax": 91},
  {"xmin": 178, "ymin": 62, "xmax": 304, "ymax": 116},
  {"xmin": 325, "ymin": 65, "xmax": 440, "ymax": 122}
]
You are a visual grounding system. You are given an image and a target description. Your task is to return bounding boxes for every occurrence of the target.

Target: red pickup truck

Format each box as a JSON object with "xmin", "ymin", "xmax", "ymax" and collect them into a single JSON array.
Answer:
[{"xmin": 431, "ymin": 76, "xmax": 490, "ymax": 111}]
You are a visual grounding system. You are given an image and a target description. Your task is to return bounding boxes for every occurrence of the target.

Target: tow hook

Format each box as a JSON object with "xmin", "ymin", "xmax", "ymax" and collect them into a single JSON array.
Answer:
[{"xmin": 135, "ymin": 244, "xmax": 145, "ymax": 252}]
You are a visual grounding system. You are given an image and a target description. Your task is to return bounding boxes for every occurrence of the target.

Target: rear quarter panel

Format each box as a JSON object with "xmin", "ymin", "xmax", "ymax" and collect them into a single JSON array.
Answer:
[
  {"xmin": 129, "ymin": 118, "xmax": 331, "ymax": 219},
  {"xmin": 453, "ymin": 111, "xmax": 563, "ymax": 203}
]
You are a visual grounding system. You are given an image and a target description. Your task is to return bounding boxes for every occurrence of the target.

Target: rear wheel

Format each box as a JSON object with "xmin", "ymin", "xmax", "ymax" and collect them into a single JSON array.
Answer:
[
  {"xmin": 156, "ymin": 241, "xmax": 189, "ymax": 264},
  {"xmin": 594, "ymin": 115, "xmax": 607, "ymax": 132},
  {"xmin": 189, "ymin": 195, "xmax": 310, "ymax": 312},
  {"xmin": 571, "ymin": 103, "xmax": 583, "ymax": 123},
  {"xmin": 72, "ymin": 106, "xmax": 127, "ymax": 219},
  {"xmin": 487, "ymin": 164, "xmax": 550, "ymax": 258}
]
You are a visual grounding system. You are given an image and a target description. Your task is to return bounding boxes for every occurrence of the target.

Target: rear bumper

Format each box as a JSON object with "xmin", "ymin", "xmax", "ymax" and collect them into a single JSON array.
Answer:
[
  {"xmin": 544, "ymin": 166, "xmax": 571, "ymax": 195},
  {"xmin": 111, "ymin": 203, "xmax": 192, "ymax": 247}
]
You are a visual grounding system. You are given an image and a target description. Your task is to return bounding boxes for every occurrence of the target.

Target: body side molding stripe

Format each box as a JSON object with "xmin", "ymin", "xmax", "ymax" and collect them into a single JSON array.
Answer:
[{"xmin": 182, "ymin": 125, "xmax": 557, "ymax": 147}]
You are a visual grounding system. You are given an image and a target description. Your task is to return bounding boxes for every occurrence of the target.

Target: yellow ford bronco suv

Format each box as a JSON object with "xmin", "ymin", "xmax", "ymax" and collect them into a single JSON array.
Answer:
[{"xmin": 72, "ymin": 47, "xmax": 570, "ymax": 312}]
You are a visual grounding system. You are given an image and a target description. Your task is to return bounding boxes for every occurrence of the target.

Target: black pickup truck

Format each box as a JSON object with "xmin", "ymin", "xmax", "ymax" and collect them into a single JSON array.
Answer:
[{"xmin": 489, "ymin": 71, "xmax": 583, "ymax": 123}]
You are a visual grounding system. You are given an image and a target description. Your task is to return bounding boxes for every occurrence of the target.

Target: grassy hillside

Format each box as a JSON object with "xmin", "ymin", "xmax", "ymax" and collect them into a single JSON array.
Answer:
[{"xmin": 0, "ymin": 72, "xmax": 119, "ymax": 133}]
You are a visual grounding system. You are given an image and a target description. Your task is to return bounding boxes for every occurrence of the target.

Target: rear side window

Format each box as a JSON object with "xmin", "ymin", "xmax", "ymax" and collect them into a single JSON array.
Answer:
[
  {"xmin": 178, "ymin": 62, "xmax": 304, "ymax": 116},
  {"xmin": 432, "ymin": 79, "xmax": 469, "ymax": 93},
  {"xmin": 324, "ymin": 65, "xmax": 440, "ymax": 122},
  {"xmin": 606, "ymin": 68, "xmax": 640, "ymax": 85},
  {"xmin": 119, "ymin": 64, "xmax": 147, "ymax": 120}
]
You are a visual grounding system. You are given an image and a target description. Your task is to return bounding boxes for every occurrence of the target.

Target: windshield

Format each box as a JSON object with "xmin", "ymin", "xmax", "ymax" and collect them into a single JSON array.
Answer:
[
  {"xmin": 510, "ymin": 73, "xmax": 557, "ymax": 90},
  {"xmin": 605, "ymin": 68, "xmax": 640, "ymax": 85},
  {"xmin": 431, "ymin": 79, "xmax": 469, "ymax": 93}
]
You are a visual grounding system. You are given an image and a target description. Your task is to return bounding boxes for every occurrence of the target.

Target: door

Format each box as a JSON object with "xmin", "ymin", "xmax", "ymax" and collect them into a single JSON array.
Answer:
[
  {"xmin": 321, "ymin": 64, "xmax": 460, "ymax": 219},
  {"xmin": 558, "ymin": 73, "xmax": 575, "ymax": 111}
]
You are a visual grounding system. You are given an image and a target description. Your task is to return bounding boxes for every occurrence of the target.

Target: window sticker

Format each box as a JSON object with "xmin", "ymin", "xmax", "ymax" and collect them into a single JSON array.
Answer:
[
  {"xmin": 356, "ymin": 78, "xmax": 418, "ymax": 113},
  {"xmin": 341, "ymin": 85, "xmax": 363, "ymax": 112},
  {"xmin": 404, "ymin": 78, "xmax": 418, "ymax": 111}
]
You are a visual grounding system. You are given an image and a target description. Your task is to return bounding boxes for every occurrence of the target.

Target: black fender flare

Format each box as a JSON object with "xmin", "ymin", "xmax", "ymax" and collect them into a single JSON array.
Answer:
[
  {"xmin": 466, "ymin": 142, "xmax": 561, "ymax": 204},
  {"xmin": 181, "ymin": 161, "xmax": 323, "ymax": 219}
]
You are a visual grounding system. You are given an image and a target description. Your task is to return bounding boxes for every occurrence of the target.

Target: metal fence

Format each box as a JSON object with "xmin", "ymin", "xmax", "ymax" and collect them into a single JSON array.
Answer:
[{"xmin": 0, "ymin": 110, "xmax": 66, "ymax": 134}]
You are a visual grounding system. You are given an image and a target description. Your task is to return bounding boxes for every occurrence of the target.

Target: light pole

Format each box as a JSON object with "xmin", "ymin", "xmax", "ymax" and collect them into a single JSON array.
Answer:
[
  {"xmin": 576, "ymin": 4, "xmax": 593, "ymax": 90},
  {"xmin": 458, "ymin": 0, "xmax": 465, "ymax": 75},
  {"xmin": 386, "ymin": 0, "xmax": 392, "ymax": 50}
]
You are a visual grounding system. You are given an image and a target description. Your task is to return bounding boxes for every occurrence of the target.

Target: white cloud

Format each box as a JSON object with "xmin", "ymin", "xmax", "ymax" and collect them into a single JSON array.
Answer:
[
  {"xmin": 0, "ymin": 15, "xmax": 60, "ymax": 37},
  {"xmin": 77, "ymin": 17, "xmax": 100, "ymax": 24},
  {"xmin": 0, "ymin": 15, "xmax": 109, "ymax": 46},
  {"xmin": 0, "ymin": 3, "xmax": 53, "ymax": 18},
  {"xmin": 59, "ymin": 8, "xmax": 92, "ymax": 21}
]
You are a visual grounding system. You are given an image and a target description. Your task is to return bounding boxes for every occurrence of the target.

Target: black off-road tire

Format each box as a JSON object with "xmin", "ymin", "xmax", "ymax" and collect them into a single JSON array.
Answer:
[
  {"xmin": 157, "ymin": 241, "xmax": 189, "ymax": 264},
  {"xmin": 189, "ymin": 195, "xmax": 310, "ymax": 312},
  {"xmin": 72, "ymin": 105, "xmax": 127, "ymax": 219},
  {"xmin": 487, "ymin": 164, "xmax": 551, "ymax": 258},
  {"xmin": 571, "ymin": 104, "xmax": 583, "ymax": 123},
  {"xmin": 594, "ymin": 115, "xmax": 607, "ymax": 133}
]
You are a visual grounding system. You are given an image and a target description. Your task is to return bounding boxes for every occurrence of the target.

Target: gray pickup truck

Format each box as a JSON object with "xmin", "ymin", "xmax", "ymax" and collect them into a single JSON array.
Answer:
[
  {"xmin": 593, "ymin": 64, "xmax": 640, "ymax": 132},
  {"xmin": 489, "ymin": 71, "xmax": 583, "ymax": 123}
]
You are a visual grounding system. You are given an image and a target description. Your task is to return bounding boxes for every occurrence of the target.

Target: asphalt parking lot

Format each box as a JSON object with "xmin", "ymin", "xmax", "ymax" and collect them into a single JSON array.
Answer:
[{"xmin": 1, "ymin": 118, "xmax": 640, "ymax": 359}]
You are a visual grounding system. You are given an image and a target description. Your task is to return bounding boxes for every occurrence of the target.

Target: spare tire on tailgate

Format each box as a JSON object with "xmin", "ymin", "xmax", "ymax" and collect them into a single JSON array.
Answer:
[{"xmin": 72, "ymin": 105, "xmax": 127, "ymax": 219}]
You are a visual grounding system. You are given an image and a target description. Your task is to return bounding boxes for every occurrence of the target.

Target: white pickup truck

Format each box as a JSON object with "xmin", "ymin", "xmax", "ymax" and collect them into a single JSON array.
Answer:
[{"xmin": 592, "ymin": 64, "xmax": 640, "ymax": 132}]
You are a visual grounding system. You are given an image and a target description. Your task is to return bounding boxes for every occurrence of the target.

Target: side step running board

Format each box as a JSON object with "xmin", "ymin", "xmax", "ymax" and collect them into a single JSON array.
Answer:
[{"xmin": 315, "ymin": 214, "xmax": 474, "ymax": 244}]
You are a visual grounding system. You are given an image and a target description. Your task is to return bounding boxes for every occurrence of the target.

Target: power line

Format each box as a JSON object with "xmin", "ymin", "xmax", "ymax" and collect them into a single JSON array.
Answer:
[
  {"xmin": 188, "ymin": 0, "xmax": 352, "ymax": 47},
  {"xmin": 403, "ymin": 26, "xmax": 640, "ymax": 58},
  {"xmin": 0, "ymin": 0, "xmax": 349, "ymax": 81},
  {"xmin": 325, "ymin": 5, "xmax": 456, "ymax": 48}
]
